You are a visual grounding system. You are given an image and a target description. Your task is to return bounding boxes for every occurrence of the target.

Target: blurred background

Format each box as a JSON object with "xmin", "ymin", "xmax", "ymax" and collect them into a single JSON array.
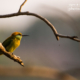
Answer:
[{"xmin": 0, "ymin": 0, "xmax": 80, "ymax": 80}]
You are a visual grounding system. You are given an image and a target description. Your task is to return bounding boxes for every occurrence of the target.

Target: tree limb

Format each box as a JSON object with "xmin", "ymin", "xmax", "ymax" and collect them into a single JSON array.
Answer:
[
  {"xmin": 0, "ymin": 43, "xmax": 24, "ymax": 66},
  {"xmin": 56, "ymin": 34, "xmax": 79, "ymax": 42},
  {"xmin": 0, "ymin": 11, "xmax": 59, "ymax": 40},
  {"xmin": 0, "ymin": 11, "xmax": 79, "ymax": 41}
]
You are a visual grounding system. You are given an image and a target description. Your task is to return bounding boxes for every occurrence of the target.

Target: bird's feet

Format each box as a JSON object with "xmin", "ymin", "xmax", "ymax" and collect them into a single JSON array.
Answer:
[
  {"xmin": 13, "ymin": 53, "xmax": 20, "ymax": 58},
  {"xmin": 17, "ymin": 56, "xmax": 20, "ymax": 58},
  {"xmin": 12, "ymin": 53, "xmax": 13, "ymax": 55}
]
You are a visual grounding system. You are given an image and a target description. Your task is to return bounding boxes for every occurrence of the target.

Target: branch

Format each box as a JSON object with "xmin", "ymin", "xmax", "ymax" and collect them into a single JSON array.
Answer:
[
  {"xmin": 0, "ymin": 12, "xmax": 79, "ymax": 42},
  {"xmin": 0, "ymin": 11, "xmax": 60, "ymax": 40},
  {"xmin": 0, "ymin": 43, "xmax": 24, "ymax": 66},
  {"xmin": 56, "ymin": 34, "xmax": 80, "ymax": 42}
]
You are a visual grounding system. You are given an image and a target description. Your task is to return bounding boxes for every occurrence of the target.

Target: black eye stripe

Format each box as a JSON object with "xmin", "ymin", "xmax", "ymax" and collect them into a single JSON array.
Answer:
[{"xmin": 18, "ymin": 34, "xmax": 21, "ymax": 35}]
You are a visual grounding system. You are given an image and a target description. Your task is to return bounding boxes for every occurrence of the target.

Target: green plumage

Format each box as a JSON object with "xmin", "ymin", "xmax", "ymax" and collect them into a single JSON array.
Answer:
[
  {"xmin": 3, "ymin": 37, "xmax": 20, "ymax": 52},
  {"xmin": 0, "ymin": 32, "xmax": 22, "ymax": 55}
]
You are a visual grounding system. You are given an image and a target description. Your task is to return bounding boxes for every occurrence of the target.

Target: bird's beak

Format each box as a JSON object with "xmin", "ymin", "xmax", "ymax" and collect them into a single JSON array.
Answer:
[{"xmin": 22, "ymin": 35, "xmax": 29, "ymax": 36}]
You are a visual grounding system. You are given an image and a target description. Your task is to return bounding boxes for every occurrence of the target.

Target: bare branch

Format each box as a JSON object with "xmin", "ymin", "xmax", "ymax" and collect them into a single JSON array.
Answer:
[
  {"xmin": 0, "ymin": 11, "xmax": 80, "ymax": 42},
  {"xmin": 27, "ymin": 12, "xmax": 59, "ymax": 40},
  {"xmin": 0, "ymin": 43, "xmax": 24, "ymax": 66},
  {"xmin": 18, "ymin": 0, "xmax": 27, "ymax": 13},
  {"xmin": 56, "ymin": 34, "xmax": 80, "ymax": 42},
  {"xmin": 0, "ymin": 11, "xmax": 59, "ymax": 40}
]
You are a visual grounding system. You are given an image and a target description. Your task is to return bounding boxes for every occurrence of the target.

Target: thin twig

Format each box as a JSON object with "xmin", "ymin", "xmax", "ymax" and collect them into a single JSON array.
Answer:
[
  {"xmin": 56, "ymin": 34, "xmax": 80, "ymax": 42},
  {"xmin": 0, "ymin": 43, "xmax": 24, "ymax": 66},
  {"xmin": 18, "ymin": 0, "xmax": 27, "ymax": 13}
]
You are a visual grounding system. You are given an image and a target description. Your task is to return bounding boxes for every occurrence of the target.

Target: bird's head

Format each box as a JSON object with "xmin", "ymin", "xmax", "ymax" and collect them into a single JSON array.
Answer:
[{"xmin": 11, "ymin": 32, "xmax": 29, "ymax": 40}]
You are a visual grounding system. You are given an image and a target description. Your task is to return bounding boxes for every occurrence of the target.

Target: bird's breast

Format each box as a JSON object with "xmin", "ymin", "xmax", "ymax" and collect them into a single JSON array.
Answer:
[{"xmin": 6, "ymin": 39, "xmax": 20, "ymax": 53}]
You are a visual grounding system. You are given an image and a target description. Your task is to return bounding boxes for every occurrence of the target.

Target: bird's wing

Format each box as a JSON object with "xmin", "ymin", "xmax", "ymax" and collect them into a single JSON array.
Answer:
[{"xmin": 2, "ymin": 37, "xmax": 13, "ymax": 48}]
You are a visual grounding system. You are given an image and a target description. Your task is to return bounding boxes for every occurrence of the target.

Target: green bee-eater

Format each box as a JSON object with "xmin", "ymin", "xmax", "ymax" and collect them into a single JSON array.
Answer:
[{"xmin": 0, "ymin": 32, "xmax": 28, "ymax": 55}]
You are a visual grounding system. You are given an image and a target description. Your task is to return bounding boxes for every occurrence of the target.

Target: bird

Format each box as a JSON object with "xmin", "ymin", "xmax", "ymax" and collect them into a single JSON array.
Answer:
[{"xmin": 0, "ymin": 32, "xmax": 29, "ymax": 55}]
